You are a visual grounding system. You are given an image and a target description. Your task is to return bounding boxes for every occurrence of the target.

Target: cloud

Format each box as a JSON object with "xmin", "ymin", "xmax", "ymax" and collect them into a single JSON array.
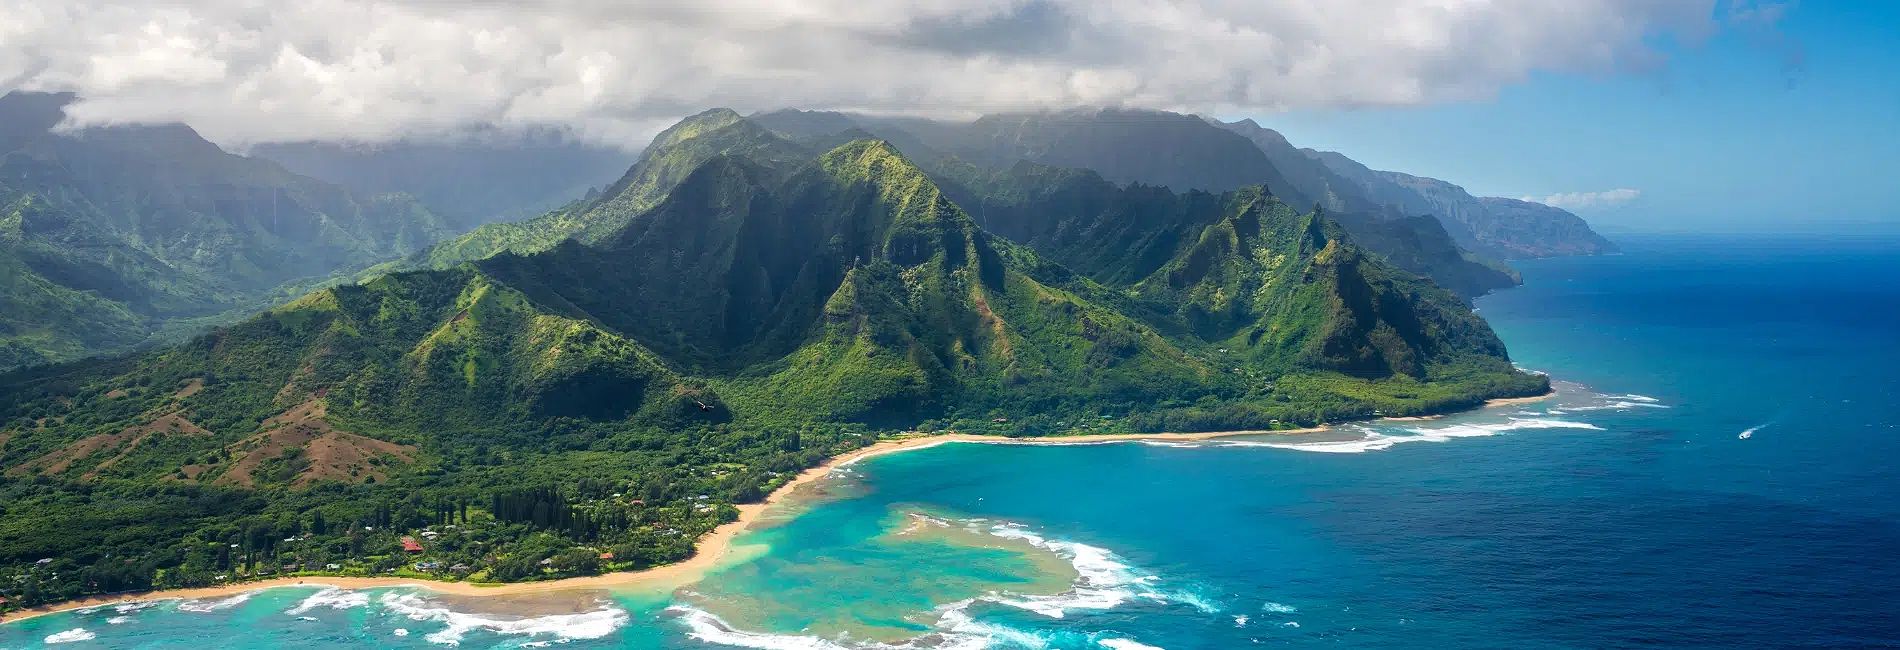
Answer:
[
  {"xmin": 1523, "ymin": 189, "xmax": 1643, "ymax": 210},
  {"xmin": 0, "ymin": 1, "xmax": 1782, "ymax": 149}
]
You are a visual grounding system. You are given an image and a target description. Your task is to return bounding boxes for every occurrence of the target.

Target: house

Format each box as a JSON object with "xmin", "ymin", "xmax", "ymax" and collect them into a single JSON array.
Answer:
[
  {"xmin": 598, "ymin": 552, "xmax": 614, "ymax": 560},
  {"xmin": 401, "ymin": 537, "xmax": 424, "ymax": 553}
]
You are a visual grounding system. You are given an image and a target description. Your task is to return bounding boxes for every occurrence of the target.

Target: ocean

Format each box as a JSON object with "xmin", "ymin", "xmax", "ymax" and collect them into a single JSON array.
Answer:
[{"xmin": 5, "ymin": 231, "xmax": 1898, "ymax": 648}]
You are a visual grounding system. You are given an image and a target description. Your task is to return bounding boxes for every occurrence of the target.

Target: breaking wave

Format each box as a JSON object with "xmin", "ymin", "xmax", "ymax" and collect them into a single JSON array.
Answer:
[
  {"xmin": 673, "ymin": 517, "xmax": 1217, "ymax": 648},
  {"xmin": 377, "ymin": 591, "xmax": 628, "ymax": 646},
  {"xmin": 1222, "ymin": 418, "xmax": 1603, "ymax": 454},
  {"xmin": 1098, "ymin": 638, "xmax": 1164, "ymax": 650},
  {"xmin": 43, "ymin": 628, "xmax": 96, "ymax": 644},
  {"xmin": 176, "ymin": 591, "xmax": 255, "ymax": 613},
  {"xmin": 285, "ymin": 587, "xmax": 371, "ymax": 615},
  {"xmin": 981, "ymin": 521, "xmax": 1218, "ymax": 618}
]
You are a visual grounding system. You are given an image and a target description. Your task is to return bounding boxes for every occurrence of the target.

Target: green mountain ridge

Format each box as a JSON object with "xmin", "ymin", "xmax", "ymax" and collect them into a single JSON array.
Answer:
[
  {"xmin": 0, "ymin": 92, "xmax": 462, "ymax": 371},
  {"xmin": 0, "ymin": 116, "xmax": 1544, "ymax": 608},
  {"xmin": 749, "ymin": 108, "xmax": 1522, "ymax": 297}
]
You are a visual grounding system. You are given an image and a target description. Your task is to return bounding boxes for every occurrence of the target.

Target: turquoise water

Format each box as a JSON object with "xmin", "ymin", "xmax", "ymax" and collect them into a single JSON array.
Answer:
[{"xmin": 6, "ymin": 232, "xmax": 1899, "ymax": 648}]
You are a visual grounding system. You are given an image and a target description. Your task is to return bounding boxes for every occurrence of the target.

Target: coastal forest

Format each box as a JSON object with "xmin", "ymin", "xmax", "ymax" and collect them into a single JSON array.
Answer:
[{"xmin": 0, "ymin": 95, "xmax": 1592, "ymax": 610}]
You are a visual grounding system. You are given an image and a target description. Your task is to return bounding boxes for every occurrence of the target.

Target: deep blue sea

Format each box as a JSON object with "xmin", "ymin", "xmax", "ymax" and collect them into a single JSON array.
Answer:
[{"xmin": 5, "ymin": 232, "xmax": 1898, "ymax": 648}]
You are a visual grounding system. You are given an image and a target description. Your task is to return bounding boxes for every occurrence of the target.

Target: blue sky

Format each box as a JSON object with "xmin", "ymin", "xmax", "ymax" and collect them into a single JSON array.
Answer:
[{"xmin": 1253, "ymin": 3, "xmax": 1900, "ymax": 232}]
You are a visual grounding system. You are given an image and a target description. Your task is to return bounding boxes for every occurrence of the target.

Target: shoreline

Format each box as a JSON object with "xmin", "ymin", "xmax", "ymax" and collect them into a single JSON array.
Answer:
[
  {"xmin": 0, "ymin": 426, "xmax": 1323, "ymax": 626},
  {"xmin": 3, "ymin": 388, "xmax": 1554, "ymax": 626}
]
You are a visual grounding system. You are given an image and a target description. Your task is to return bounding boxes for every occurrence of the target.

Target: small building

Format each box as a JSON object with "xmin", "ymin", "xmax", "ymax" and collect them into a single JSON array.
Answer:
[
  {"xmin": 401, "ymin": 537, "xmax": 424, "ymax": 553},
  {"xmin": 598, "ymin": 552, "xmax": 614, "ymax": 561}
]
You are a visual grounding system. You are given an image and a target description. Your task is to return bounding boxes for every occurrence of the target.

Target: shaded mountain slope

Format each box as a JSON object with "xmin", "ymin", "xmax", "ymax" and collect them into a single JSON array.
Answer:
[
  {"xmin": 1303, "ymin": 149, "xmax": 1617, "ymax": 259},
  {"xmin": 253, "ymin": 136, "xmax": 633, "ymax": 228},
  {"xmin": 0, "ymin": 92, "xmax": 458, "ymax": 370},
  {"xmin": 751, "ymin": 108, "xmax": 1518, "ymax": 297}
]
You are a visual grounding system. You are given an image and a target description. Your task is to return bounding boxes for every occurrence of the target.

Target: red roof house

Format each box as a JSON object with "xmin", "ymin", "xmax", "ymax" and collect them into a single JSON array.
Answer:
[{"xmin": 401, "ymin": 536, "xmax": 424, "ymax": 553}]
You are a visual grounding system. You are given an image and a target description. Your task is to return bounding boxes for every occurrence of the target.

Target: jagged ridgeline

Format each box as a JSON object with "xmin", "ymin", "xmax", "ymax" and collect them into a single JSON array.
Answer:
[
  {"xmin": 0, "ymin": 113, "xmax": 1544, "ymax": 602},
  {"xmin": 2, "ymin": 117, "xmax": 1543, "ymax": 491}
]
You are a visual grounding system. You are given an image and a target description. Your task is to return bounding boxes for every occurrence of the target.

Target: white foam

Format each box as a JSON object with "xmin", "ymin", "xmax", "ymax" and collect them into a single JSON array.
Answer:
[
  {"xmin": 44, "ymin": 628, "xmax": 96, "ymax": 644},
  {"xmin": 106, "ymin": 616, "xmax": 132, "ymax": 625},
  {"xmin": 1099, "ymin": 638, "xmax": 1164, "ymax": 650},
  {"xmin": 981, "ymin": 524, "xmax": 1138, "ymax": 617},
  {"xmin": 285, "ymin": 587, "xmax": 369, "ymax": 615},
  {"xmin": 113, "ymin": 601, "xmax": 156, "ymax": 614},
  {"xmin": 1233, "ymin": 615, "xmax": 1250, "ymax": 627},
  {"xmin": 394, "ymin": 628, "xmax": 410, "ymax": 637},
  {"xmin": 669, "ymin": 605, "xmax": 858, "ymax": 649},
  {"xmin": 1225, "ymin": 418, "xmax": 1603, "ymax": 454},
  {"xmin": 1563, "ymin": 400, "xmax": 1670, "ymax": 412},
  {"xmin": 378, "ymin": 591, "xmax": 628, "ymax": 646},
  {"xmin": 1261, "ymin": 602, "xmax": 1297, "ymax": 614},
  {"xmin": 978, "ymin": 521, "xmax": 1221, "ymax": 619},
  {"xmin": 933, "ymin": 602, "xmax": 1049, "ymax": 650},
  {"xmin": 176, "ymin": 591, "xmax": 255, "ymax": 612}
]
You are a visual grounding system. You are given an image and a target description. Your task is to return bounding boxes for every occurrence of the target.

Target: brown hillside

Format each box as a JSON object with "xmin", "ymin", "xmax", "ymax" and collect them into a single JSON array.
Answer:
[
  {"xmin": 214, "ymin": 399, "xmax": 416, "ymax": 487},
  {"xmin": 7, "ymin": 411, "xmax": 212, "ymax": 480}
]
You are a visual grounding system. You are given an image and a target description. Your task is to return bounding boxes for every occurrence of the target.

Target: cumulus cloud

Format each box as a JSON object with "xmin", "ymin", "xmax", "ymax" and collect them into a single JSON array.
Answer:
[
  {"xmin": 0, "ymin": 0, "xmax": 1784, "ymax": 148},
  {"xmin": 1523, "ymin": 189, "xmax": 1643, "ymax": 210}
]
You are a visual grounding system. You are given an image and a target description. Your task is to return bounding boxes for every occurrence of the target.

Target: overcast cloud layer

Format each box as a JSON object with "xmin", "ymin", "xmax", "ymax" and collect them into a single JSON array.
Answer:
[{"xmin": 2, "ymin": 0, "xmax": 1775, "ymax": 148}]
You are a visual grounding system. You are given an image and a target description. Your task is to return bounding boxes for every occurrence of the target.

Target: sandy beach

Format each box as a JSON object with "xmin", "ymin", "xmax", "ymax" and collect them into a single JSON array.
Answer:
[
  {"xmin": 0, "ymin": 424, "xmax": 1352, "ymax": 625},
  {"xmin": 1484, "ymin": 391, "xmax": 1558, "ymax": 407}
]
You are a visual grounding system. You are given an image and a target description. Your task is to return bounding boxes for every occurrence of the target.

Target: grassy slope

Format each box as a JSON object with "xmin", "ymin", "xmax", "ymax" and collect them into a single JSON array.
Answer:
[{"xmin": 0, "ymin": 126, "xmax": 1545, "ymax": 609}]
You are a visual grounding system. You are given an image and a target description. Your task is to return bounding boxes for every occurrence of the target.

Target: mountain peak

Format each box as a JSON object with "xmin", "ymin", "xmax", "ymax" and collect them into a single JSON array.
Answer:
[
  {"xmin": 649, "ymin": 108, "xmax": 745, "ymax": 149},
  {"xmin": 818, "ymin": 138, "xmax": 917, "ymax": 182}
]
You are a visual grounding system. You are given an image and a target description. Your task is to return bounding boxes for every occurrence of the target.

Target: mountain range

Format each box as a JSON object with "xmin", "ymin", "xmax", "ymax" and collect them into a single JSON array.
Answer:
[
  {"xmin": 744, "ymin": 107, "xmax": 1605, "ymax": 297},
  {"xmin": 252, "ymin": 136, "xmax": 632, "ymax": 227},
  {"xmin": 0, "ymin": 93, "xmax": 468, "ymax": 371},
  {"xmin": 0, "ymin": 101, "xmax": 1578, "ymax": 603}
]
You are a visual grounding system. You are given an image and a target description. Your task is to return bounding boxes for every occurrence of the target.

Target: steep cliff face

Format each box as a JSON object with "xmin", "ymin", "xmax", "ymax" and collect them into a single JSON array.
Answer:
[
  {"xmin": 1304, "ymin": 149, "xmax": 1617, "ymax": 260},
  {"xmin": 754, "ymin": 108, "xmax": 1519, "ymax": 297}
]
